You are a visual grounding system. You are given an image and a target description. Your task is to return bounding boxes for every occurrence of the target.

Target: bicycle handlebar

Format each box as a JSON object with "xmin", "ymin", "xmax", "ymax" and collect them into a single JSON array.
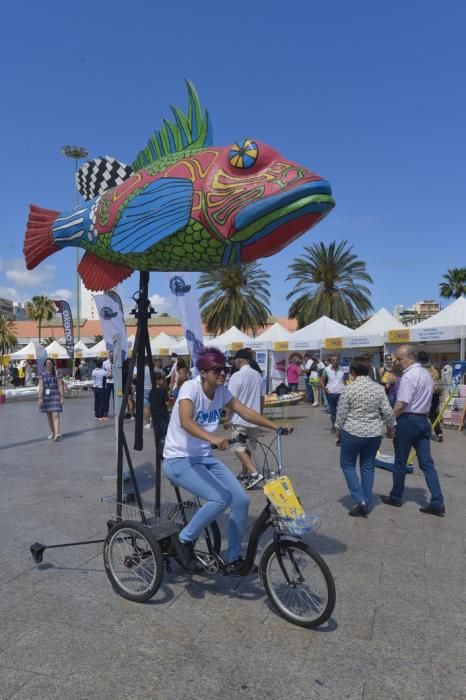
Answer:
[
  {"xmin": 212, "ymin": 428, "xmax": 293, "ymax": 449},
  {"xmin": 211, "ymin": 435, "xmax": 247, "ymax": 449}
]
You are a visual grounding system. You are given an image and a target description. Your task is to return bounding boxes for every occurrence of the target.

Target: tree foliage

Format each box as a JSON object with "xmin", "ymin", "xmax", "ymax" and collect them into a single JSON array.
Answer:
[
  {"xmin": 287, "ymin": 240, "xmax": 373, "ymax": 328},
  {"xmin": 439, "ymin": 267, "xmax": 466, "ymax": 300},
  {"xmin": 25, "ymin": 295, "xmax": 56, "ymax": 343},
  {"xmin": 197, "ymin": 263, "xmax": 271, "ymax": 335},
  {"xmin": 0, "ymin": 314, "xmax": 17, "ymax": 355}
]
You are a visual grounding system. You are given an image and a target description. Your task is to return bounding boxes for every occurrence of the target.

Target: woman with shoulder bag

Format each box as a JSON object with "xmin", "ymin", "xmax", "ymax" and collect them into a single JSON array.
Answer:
[{"xmin": 335, "ymin": 357, "xmax": 396, "ymax": 517}]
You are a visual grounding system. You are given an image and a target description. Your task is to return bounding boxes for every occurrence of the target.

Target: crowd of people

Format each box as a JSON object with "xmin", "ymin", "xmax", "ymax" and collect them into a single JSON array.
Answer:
[{"xmin": 35, "ymin": 340, "xmax": 449, "ymax": 552}]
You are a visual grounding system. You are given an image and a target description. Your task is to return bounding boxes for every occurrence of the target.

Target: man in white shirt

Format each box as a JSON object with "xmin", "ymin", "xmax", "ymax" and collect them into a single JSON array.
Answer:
[
  {"xmin": 224, "ymin": 349, "xmax": 264, "ymax": 489},
  {"xmin": 102, "ymin": 351, "xmax": 114, "ymax": 418},
  {"xmin": 320, "ymin": 355, "xmax": 345, "ymax": 432},
  {"xmin": 381, "ymin": 345, "xmax": 445, "ymax": 516}
]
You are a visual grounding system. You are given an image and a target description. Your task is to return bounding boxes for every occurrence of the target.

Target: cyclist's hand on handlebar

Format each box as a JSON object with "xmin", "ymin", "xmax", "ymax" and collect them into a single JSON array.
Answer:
[
  {"xmin": 277, "ymin": 426, "xmax": 293, "ymax": 436},
  {"xmin": 210, "ymin": 436, "xmax": 230, "ymax": 450}
]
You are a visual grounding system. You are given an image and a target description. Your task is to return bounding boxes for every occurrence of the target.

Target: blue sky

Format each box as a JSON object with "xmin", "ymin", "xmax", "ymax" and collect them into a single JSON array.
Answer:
[{"xmin": 1, "ymin": 1, "xmax": 465, "ymax": 318}]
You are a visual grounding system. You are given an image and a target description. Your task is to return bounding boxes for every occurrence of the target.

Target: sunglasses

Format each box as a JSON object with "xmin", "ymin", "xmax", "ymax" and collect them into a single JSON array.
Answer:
[{"xmin": 207, "ymin": 365, "xmax": 229, "ymax": 375}]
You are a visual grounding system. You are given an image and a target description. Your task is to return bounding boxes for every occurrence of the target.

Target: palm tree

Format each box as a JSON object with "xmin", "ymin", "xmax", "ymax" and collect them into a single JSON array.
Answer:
[
  {"xmin": 286, "ymin": 240, "xmax": 373, "ymax": 328},
  {"xmin": 25, "ymin": 295, "xmax": 56, "ymax": 343},
  {"xmin": 92, "ymin": 334, "xmax": 103, "ymax": 344},
  {"xmin": 41, "ymin": 336, "xmax": 55, "ymax": 347},
  {"xmin": 439, "ymin": 267, "xmax": 466, "ymax": 300},
  {"xmin": 197, "ymin": 263, "xmax": 271, "ymax": 335},
  {"xmin": 0, "ymin": 315, "xmax": 17, "ymax": 355}
]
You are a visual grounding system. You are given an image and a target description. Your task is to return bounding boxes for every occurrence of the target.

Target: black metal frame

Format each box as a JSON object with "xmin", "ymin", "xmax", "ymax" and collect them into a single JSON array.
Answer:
[{"xmin": 30, "ymin": 270, "xmax": 163, "ymax": 562}]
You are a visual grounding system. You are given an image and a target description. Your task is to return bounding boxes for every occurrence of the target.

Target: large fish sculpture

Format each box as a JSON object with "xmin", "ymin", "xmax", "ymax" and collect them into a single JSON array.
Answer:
[{"xmin": 24, "ymin": 82, "xmax": 335, "ymax": 291}]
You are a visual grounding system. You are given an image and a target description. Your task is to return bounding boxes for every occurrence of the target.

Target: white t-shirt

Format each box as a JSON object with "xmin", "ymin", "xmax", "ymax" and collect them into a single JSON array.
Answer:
[
  {"xmin": 163, "ymin": 379, "xmax": 233, "ymax": 459},
  {"xmin": 102, "ymin": 359, "xmax": 113, "ymax": 385},
  {"xmin": 323, "ymin": 366, "xmax": 345, "ymax": 394},
  {"xmin": 228, "ymin": 364, "xmax": 263, "ymax": 427}
]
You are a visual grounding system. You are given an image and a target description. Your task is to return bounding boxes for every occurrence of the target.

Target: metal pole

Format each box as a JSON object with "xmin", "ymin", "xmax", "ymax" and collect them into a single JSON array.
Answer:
[{"xmin": 61, "ymin": 145, "xmax": 88, "ymax": 342}]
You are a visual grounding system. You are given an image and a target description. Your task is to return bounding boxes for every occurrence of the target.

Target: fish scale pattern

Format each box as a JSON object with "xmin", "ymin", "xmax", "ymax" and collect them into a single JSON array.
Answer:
[{"xmin": 82, "ymin": 219, "xmax": 225, "ymax": 271}]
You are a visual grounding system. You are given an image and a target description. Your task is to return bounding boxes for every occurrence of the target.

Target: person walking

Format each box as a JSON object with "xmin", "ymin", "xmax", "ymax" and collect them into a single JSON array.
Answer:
[
  {"xmin": 381, "ymin": 345, "xmax": 445, "ymax": 516},
  {"xmin": 303, "ymin": 354, "xmax": 314, "ymax": 403},
  {"xmin": 38, "ymin": 358, "xmax": 64, "ymax": 440},
  {"xmin": 310, "ymin": 354, "xmax": 325, "ymax": 406},
  {"xmin": 286, "ymin": 358, "xmax": 301, "ymax": 392},
  {"xmin": 417, "ymin": 351, "xmax": 444, "ymax": 443},
  {"xmin": 320, "ymin": 355, "xmax": 345, "ymax": 432},
  {"xmin": 169, "ymin": 358, "xmax": 189, "ymax": 400},
  {"xmin": 335, "ymin": 358, "xmax": 396, "ymax": 516},
  {"xmin": 381, "ymin": 354, "xmax": 398, "ymax": 407},
  {"xmin": 102, "ymin": 351, "xmax": 114, "ymax": 417},
  {"xmin": 224, "ymin": 348, "xmax": 265, "ymax": 490},
  {"xmin": 92, "ymin": 359, "xmax": 108, "ymax": 421}
]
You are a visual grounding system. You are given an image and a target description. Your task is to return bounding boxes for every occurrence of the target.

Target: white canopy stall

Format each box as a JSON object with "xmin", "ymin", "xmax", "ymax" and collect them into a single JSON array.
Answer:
[
  {"xmin": 289, "ymin": 316, "xmax": 350, "ymax": 352},
  {"xmin": 74, "ymin": 340, "xmax": 93, "ymax": 359},
  {"xmin": 385, "ymin": 297, "xmax": 466, "ymax": 361},
  {"xmin": 212, "ymin": 326, "xmax": 253, "ymax": 351},
  {"xmin": 247, "ymin": 323, "xmax": 293, "ymax": 351},
  {"xmin": 9, "ymin": 341, "xmax": 40, "ymax": 360},
  {"xmin": 87, "ymin": 339, "xmax": 108, "ymax": 358},
  {"xmin": 44, "ymin": 340, "xmax": 70, "ymax": 359},
  {"xmin": 150, "ymin": 332, "xmax": 181, "ymax": 356}
]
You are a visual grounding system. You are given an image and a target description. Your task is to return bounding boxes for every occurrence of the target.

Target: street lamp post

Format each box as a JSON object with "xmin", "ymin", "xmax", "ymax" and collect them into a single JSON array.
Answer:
[{"xmin": 61, "ymin": 145, "xmax": 88, "ymax": 341}]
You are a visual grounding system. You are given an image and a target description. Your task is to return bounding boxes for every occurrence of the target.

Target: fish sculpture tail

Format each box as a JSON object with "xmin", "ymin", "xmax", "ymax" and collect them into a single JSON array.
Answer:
[{"xmin": 24, "ymin": 205, "xmax": 60, "ymax": 269}]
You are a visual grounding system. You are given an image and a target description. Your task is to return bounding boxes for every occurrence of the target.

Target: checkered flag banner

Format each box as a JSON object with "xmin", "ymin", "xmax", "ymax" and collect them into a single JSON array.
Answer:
[{"xmin": 76, "ymin": 156, "xmax": 134, "ymax": 201}]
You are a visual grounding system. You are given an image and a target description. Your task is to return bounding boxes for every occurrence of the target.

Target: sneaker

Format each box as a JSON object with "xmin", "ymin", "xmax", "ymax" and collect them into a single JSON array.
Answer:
[
  {"xmin": 130, "ymin": 416, "xmax": 135, "ymax": 421},
  {"xmin": 236, "ymin": 472, "xmax": 250, "ymax": 482},
  {"xmin": 437, "ymin": 434, "xmax": 444, "ymax": 443},
  {"xmin": 312, "ymin": 402, "xmax": 319, "ymax": 407},
  {"xmin": 47, "ymin": 434, "xmax": 54, "ymax": 440},
  {"xmin": 244, "ymin": 473, "xmax": 264, "ymax": 490},
  {"xmin": 225, "ymin": 557, "xmax": 258, "ymax": 576},
  {"xmin": 173, "ymin": 535, "xmax": 195, "ymax": 569},
  {"xmin": 419, "ymin": 504, "xmax": 445, "ymax": 516},
  {"xmin": 144, "ymin": 423, "xmax": 152, "ymax": 430}
]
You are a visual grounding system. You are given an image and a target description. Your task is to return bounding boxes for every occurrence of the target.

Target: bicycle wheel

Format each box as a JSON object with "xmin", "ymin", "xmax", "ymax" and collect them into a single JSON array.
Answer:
[
  {"xmin": 170, "ymin": 500, "xmax": 222, "ymax": 555},
  {"xmin": 104, "ymin": 520, "xmax": 164, "ymax": 602},
  {"xmin": 260, "ymin": 539, "xmax": 335, "ymax": 628}
]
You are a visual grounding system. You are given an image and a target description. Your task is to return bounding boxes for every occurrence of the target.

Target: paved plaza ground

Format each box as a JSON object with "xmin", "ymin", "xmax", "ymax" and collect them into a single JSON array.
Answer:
[{"xmin": 0, "ymin": 394, "xmax": 465, "ymax": 699}]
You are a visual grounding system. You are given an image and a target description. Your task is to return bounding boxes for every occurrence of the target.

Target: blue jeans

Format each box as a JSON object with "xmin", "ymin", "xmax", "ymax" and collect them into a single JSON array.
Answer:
[
  {"xmin": 340, "ymin": 431, "xmax": 382, "ymax": 506},
  {"xmin": 305, "ymin": 381, "xmax": 314, "ymax": 403},
  {"xmin": 390, "ymin": 414, "xmax": 444, "ymax": 507},
  {"xmin": 93, "ymin": 387, "xmax": 106, "ymax": 418},
  {"xmin": 163, "ymin": 455, "xmax": 249, "ymax": 561},
  {"xmin": 327, "ymin": 393, "xmax": 340, "ymax": 427}
]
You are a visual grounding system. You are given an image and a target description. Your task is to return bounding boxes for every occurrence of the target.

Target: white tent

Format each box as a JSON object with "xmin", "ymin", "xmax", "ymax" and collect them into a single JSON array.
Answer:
[
  {"xmin": 411, "ymin": 298, "xmax": 465, "ymax": 357},
  {"xmin": 150, "ymin": 332, "xmax": 179, "ymax": 356},
  {"xmin": 340, "ymin": 308, "xmax": 403, "ymax": 349},
  {"xmin": 248, "ymin": 323, "xmax": 293, "ymax": 350},
  {"xmin": 87, "ymin": 339, "xmax": 108, "ymax": 358},
  {"xmin": 169, "ymin": 335, "xmax": 214, "ymax": 356},
  {"xmin": 415, "ymin": 297, "xmax": 466, "ymax": 329},
  {"xmin": 9, "ymin": 341, "xmax": 38, "ymax": 360},
  {"xmin": 44, "ymin": 340, "xmax": 70, "ymax": 359},
  {"xmin": 74, "ymin": 340, "xmax": 94, "ymax": 359},
  {"xmin": 212, "ymin": 326, "xmax": 252, "ymax": 350},
  {"xmin": 289, "ymin": 316, "xmax": 350, "ymax": 350}
]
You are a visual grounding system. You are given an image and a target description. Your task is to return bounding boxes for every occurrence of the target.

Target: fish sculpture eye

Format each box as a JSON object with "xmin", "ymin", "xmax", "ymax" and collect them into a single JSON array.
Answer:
[{"xmin": 228, "ymin": 139, "xmax": 258, "ymax": 169}]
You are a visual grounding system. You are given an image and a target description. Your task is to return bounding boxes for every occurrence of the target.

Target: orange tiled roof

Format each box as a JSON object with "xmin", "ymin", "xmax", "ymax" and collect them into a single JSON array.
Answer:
[{"xmin": 13, "ymin": 316, "xmax": 297, "ymax": 343}]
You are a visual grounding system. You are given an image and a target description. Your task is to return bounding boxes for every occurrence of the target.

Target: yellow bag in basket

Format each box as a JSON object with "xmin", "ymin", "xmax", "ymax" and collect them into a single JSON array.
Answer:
[{"xmin": 263, "ymin": 476, "xmax": 304, "ymax": 519}]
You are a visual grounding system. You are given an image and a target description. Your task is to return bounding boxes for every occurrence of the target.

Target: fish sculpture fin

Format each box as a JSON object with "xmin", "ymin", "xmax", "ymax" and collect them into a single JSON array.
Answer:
[
  {"xmin": 111, "ymin": 178, "xmax": 193, "ymax": 254},
  {"xmin": 24, "ymin": 205, "xmax": 60, "ymax": 269},
  {"xmin": 76, "ymin": 156, "xmax": 134, "ymax": 201},
  {"xmin": 131, "ymin": 80, "xmax": 213, "ymax": 171},
  {"xmin": 78, "ymin": 252, "xmax": 133, "ymax": 292}
]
